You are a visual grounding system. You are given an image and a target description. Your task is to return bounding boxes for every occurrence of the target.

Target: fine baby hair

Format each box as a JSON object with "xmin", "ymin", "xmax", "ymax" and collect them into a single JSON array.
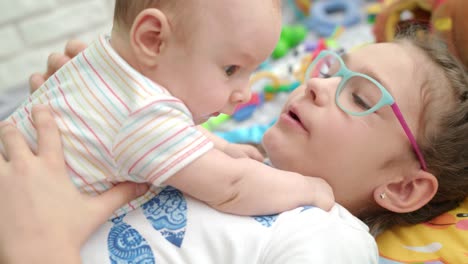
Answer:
[
  {"xmin": 114, "ymin": 1, "xmax": 169, "ymax": 25},
  {"xmin": 365, "ymin": 28, "xmax": 468, "ymax": 233}
]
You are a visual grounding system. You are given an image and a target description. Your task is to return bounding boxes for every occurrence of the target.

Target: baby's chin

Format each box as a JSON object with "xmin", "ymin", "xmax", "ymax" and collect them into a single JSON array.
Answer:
[{"xmin": 193, "ymin": 112, "xmax": 220, "ymax": 125}]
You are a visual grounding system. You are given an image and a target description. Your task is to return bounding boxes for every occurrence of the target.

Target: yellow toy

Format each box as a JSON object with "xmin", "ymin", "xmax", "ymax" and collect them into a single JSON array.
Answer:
[
  {"xmin": 377, "ymin": 197, "xmax": 468, "ymax": 263},
  {"xmin": 294, "ymin": 0, "xmax": 312, "ymax": 16}
]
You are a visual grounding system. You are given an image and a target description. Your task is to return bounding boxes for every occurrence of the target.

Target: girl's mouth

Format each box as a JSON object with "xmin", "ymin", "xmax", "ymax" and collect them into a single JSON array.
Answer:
[{"xmin": 280, "ymin": 107, "xmax": 308, "ymax": 133}]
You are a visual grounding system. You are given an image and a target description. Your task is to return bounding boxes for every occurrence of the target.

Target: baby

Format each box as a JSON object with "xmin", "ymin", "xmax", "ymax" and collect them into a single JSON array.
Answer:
[{"xmin": 4, "ymin": 0, "xmax": 334, "ymax": 216}]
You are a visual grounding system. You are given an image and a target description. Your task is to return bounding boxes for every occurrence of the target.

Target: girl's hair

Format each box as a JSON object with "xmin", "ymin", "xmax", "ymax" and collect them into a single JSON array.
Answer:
[{"xmin": 365, "ymin": 29, "xmax": 468, "ymax": 234}]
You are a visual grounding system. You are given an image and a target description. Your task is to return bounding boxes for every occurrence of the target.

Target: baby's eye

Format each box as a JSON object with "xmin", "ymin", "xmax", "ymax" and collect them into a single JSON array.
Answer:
[{"xmin": 224, "ymin": 65, "xmax": 239, "ymax": 77}]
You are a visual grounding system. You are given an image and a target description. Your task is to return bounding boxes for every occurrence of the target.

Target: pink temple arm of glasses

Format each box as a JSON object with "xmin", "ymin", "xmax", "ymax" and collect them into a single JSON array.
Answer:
[{"xmin": 391, "ymin": 104, "xmax": 428, "ymax": 171}]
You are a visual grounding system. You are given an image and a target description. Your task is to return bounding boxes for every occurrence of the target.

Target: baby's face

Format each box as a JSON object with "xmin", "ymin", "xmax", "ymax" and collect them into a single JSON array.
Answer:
[{"xmin": 156, "ymin": 0, "xmax": 282, "ymax": 124}]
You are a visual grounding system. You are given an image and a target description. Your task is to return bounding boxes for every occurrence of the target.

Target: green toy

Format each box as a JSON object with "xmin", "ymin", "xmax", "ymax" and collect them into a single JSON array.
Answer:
[
  {"xmin": 201, "ymin": 113, "xmax": 231, "ymax": 131},
  {"xmin": 271, "ymin": 25, "xmax": 308, "ymax": 59}
]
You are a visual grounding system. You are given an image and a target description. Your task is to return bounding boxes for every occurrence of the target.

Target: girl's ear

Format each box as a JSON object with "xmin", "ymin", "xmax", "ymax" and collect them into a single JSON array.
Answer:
[
  {"xmin": 374, "ymin": 169, "xmax": 438, "ymax": 213},
  {"xmin": 129, "ymin": 8, "xmax": 172, "ymax": 68}
]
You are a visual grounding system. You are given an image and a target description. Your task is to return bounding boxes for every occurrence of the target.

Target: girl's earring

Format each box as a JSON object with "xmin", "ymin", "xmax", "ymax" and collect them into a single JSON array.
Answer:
[{"xmin": 379, "ymin": 193, "xmax": 386, "ymax": 199}]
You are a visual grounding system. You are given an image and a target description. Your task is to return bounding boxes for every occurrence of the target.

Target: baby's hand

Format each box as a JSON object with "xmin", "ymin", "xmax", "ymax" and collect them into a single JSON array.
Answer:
[
  {"xmin": 308, "ymin": 177, "xmax": 335, "ymax": 211},
  {"xmin": 223, "ymin": 143, "xmax": 264, "ymax": 161}
]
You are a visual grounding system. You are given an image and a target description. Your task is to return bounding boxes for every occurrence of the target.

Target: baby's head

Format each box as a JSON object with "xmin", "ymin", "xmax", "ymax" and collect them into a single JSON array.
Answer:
[
  {"xmin": 111, "ymin": 0, "xmax": 282, "ymax": 123},
  {"xmin": 262, "ymin": 30, "xmax": 468, "ymax": 232}
]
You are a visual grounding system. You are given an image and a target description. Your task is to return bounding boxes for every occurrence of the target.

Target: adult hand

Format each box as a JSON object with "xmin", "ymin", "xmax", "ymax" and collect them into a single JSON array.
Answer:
[
  {"xmin": 29, "ymin": 40, "xmax": 88, "ymax": 93},
  {"xmin": 0, "ymin": 105, "xmax": 148, "ymax": 264}
]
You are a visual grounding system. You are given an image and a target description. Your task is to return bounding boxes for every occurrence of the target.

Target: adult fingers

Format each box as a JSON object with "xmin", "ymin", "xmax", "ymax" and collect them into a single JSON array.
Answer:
[
  {"xmin": 32, "ymin": 105, "xmax": 63, "ymax": 161},
  {"xmin": 64, "ymin": 40, "xmax": 87, "ymax": 58},
  {"xmin": 88, "ymin": 183, "xmax": 149, "ymax": 223},
  {"xmin": 29, "ymin": 73, "xmax": 46, "ymax": 93},
  {"xmin": 45, "ymin": 53, "xmax": 70, "ymax": 80},
  {"xmin": 0, "ymin": 123, "xmax": 32, "ymax": 161},
  {"xmin": 0, "ymin": 122, "xmax": 7, "ymax": 164}
]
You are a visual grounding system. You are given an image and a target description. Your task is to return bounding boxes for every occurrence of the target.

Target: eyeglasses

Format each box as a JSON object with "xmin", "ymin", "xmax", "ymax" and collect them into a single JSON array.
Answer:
[{"xmin": 305, "ymin": 50, "xmax": 427, "ymax": 170}]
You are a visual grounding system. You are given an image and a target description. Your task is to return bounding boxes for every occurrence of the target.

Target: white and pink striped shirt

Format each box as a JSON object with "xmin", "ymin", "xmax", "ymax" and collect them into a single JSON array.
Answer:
[{"xmin": 5, "ymin": 35, "xmax": 213, "ymax": 217}]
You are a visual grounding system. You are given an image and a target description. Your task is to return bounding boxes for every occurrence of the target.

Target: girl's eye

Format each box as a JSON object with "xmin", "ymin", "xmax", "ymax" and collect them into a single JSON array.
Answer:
[
  {"xmin": 224, "ymin": 65, "xmax": 239, "ymax": 77},
  {"xmin": 352, "ymin": 93, "xmax": 371, "ymax": 110}
]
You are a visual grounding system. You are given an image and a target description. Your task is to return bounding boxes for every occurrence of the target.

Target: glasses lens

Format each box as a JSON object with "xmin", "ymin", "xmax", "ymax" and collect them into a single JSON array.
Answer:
[
  {"xmin": 338, "ymin": 76, "xmax": 383, "ymax": 114},
  {"xmin": 307, "ymin": 54, "xmax": 341, "ymax": 79}
]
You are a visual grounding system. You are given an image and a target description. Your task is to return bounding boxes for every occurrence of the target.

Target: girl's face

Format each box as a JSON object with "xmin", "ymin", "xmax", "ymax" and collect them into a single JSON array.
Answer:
[{"xmin": 263, "ymin": 43, "xmax": 428, "ymax": 213}]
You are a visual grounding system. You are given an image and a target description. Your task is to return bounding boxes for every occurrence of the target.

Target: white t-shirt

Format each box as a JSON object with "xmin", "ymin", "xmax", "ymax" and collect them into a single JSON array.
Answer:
[{"xmin": 81, "ymin": 187, "xmax": 378, "ymax": 263}]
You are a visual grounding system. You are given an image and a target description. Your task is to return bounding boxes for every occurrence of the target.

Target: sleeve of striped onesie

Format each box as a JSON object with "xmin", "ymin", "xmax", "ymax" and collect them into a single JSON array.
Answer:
[{"xmin": 113, "ymin": 98, "xmax": 214, "ymax": 186}]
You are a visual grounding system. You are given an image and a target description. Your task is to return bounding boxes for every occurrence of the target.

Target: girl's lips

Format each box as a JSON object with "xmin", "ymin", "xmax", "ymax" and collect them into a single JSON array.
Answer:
[{"xmin": 279, "ymin": 107, "xmax": 309, "ymax": 133}]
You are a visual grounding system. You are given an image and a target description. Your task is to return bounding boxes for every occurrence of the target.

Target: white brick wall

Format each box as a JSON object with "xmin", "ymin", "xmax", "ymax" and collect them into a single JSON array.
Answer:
[{"xmin": 0, "ymin": 0, "xmax": 115, "ymax": 92}]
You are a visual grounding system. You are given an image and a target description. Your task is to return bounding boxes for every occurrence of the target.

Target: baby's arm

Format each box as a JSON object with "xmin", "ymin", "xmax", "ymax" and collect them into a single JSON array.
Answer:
[
  {"xmin": 198, "ymin": 126, "xmax": 264, "ymax": 161},
  {"xmin": 165, "ymin": 148, "xmax": 334, "ymax": 215}
]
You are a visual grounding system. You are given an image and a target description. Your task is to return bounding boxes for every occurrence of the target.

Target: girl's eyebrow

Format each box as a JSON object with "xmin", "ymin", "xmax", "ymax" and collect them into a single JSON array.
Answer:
[{"xmin": 342, "ymin": 54, "xmax": 393, "ymax": 94}]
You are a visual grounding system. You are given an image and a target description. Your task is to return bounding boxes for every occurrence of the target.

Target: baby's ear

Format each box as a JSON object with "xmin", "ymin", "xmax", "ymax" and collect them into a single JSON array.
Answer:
[
  {"xmin": 130, "ymin": 8, "xmax": 171, "ymax": 67},
  {"xmin": 374, "ymin": 169, "xmax": 438, "ymax": 213}
]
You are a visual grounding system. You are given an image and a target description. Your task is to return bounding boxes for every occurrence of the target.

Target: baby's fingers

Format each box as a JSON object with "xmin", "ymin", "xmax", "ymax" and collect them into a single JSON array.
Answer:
[{"xmin": 243, "ymin": 145, "xmax": 264, "ymax": 161}]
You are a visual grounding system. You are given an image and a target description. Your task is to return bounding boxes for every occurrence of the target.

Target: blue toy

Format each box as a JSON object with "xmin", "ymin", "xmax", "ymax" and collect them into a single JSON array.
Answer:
[
  {"xmin": 214, "ymin": 120, "xmax": 276, "ymax": 144},
  {"xmin": 305, "ymin": 0, "xmax": 361, "ymax": 37},
  {"xmin": 232, "ymin": 93, "xmax": 265, "ymax": 122}
]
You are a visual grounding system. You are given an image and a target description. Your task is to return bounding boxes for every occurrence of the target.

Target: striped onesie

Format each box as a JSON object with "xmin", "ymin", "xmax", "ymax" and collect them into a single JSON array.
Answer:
[{"xmin": 4, "ymin": 35, "xmax": 214, "ymax": 217}]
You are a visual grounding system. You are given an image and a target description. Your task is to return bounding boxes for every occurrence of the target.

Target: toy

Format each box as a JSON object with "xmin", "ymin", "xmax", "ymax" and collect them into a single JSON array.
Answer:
[
  {"xmin": 232, "ymin": 93, "xmax": 264, "ymax": 122},
  {"xmin": 263, "ymin": 82, "xmax": 301, "ymax": 94},
  {"xmin": 377, "ymin": 197, "xmax": 468, "ymax": 263},
  {"xmin": 294, "ymin": 38, "xmax": 327, "ymax": 82},
  {"xmin": 201, "ymin": 113, "xmax": 230, "ymax": 131},
  {"xmin": 305, "ymin": 0, "xmax": 361, "ymax": 37},
  {"xmin": 271, "ymin": 25, "xmax": 308, "ymax": 59},
  {"xmin": 214, "ymin": 120, "xmax": 276, "ymax": 144},
  {"xmin": 366, "ymin": 3, "xmax": 383, "ymax": 24},
  {"xmin": 292, "ymin": 0, "xmax": 313, "ymax": 17},
  {"xmin": 374, "ymin": 0, "xmax": 468, "ymax": 68}
]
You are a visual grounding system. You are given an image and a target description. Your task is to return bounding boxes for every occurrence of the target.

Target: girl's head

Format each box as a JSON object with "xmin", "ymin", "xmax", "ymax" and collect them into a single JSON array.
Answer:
[{"xmin": 262, "ymin": 31, "xmax": 468, "ymax": 232}]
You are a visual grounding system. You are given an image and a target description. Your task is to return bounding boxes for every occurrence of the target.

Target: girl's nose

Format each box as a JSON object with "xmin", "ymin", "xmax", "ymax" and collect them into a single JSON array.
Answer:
[{"xmin": 304, "ymin": 78, "xmax": 333, "ymax": 107}]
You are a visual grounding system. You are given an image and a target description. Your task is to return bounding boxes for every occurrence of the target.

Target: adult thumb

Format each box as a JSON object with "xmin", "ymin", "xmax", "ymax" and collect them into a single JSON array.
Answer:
[{"xmin": 91, "ymin": 182, "xmax": 149, "ymax": 220}]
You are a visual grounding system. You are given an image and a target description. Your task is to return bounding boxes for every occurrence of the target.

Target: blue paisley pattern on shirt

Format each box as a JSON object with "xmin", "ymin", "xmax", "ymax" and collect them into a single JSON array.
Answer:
[
  {"xmin": 301, "ymin": 206, "xmax": 314, "ymax": 212},
  {"xmin": 142, "ymin": 186, "xmax": 187, "ymax": 247},
  {"xmin": 253, "ymin": 214, "xmax": 278, "ymax": 227},
  {"xmin": 108, "ymin": 215, "xmax": 155, "ymax": 264}
]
